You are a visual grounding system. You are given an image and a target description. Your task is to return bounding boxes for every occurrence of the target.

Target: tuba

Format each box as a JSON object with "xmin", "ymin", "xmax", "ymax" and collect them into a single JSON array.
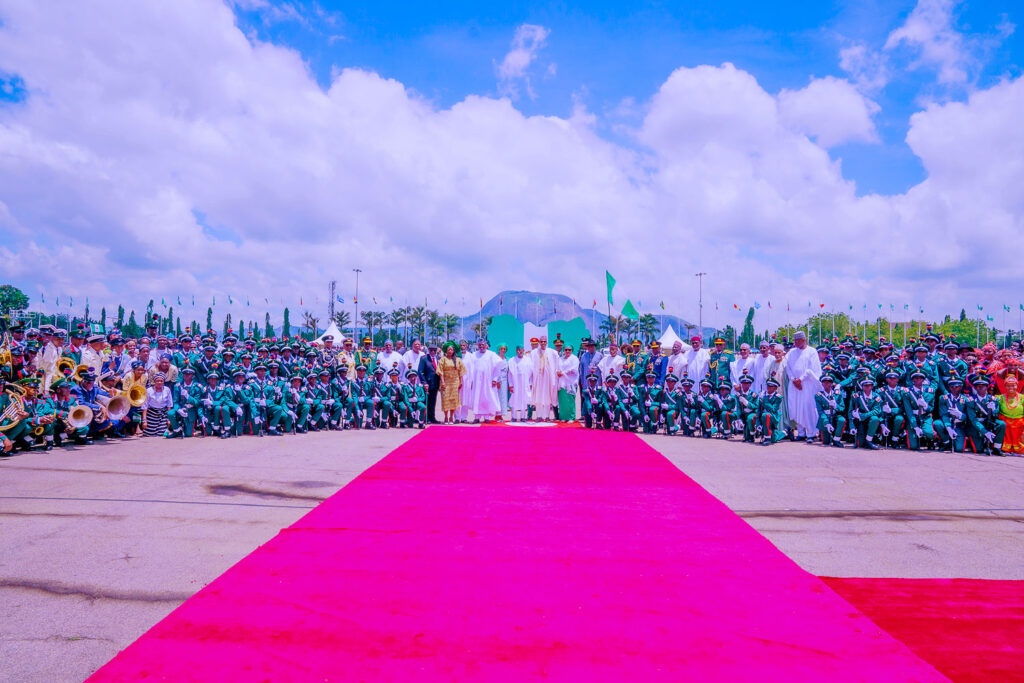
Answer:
[
  {"xmin": 72, "ymin": 364, "xmax": 90, "ymax": 383},
  {"xmin": 67, "ymin": 404, "xmax": 94, "ymax": 429},
  {"xmin": 56, "ymin": 357, "xmax": 76, "ymax": 377},
  {"xmin": 96, "ymin": 393, "xmax": 131, "ymax": 421},
  {"xmin": 127, "ymin": 384, "xmax": 147, "ymax": 407}
]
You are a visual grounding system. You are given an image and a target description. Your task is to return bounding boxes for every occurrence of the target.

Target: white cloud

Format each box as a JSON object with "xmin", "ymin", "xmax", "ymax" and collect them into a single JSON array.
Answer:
[
  {"xmin": 0, "ymin": 0, "xmax": 1021, "ymax": 328},
  {"xmin": 495, "ymin": 23, "xmax": 550, "ymax": 100},
  {"xmin": 885, "ymin": 0, "xmax": 970, "ymax": 85},
  {"xmin": 778, "ymin": 76, "xmax": 880, "ymax": 147},
  {"xmin": 839, "ymin": 42, "xmax": 890, "ymax": 92}
]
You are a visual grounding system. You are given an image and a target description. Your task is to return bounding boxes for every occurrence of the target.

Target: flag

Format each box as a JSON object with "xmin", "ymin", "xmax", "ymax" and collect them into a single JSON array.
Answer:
[
  {"xmin": 70, "ymin": 296, "xmax": 73, "ymax": 306},
  {"xmin": 536, "ymin": 296, "xmax": 541, "ymax": 304},
  {"xmin": 786, "ymin": 303, "xmax": 789, "ymax": 312},
  {"xmin": 621, "ymin": 299, "xmax": 639, "ymax": 321},
  {"xmin": 903, "ymin": 304, "xmax": 908, "ymax": 310},
  {"xmin": 499, "ymin": 296, "xmax": 503, "ymax": 305},
  {"xmin": 212, "ymin": 296, "xmax": 216, "ymax": 306},
  {"xmin": 177, "ymin": 296, "xmax": 182, "ymax": 305},
  {"xmin": 660, "ymin": 301, "xmax": 666, "ymax": 310},
  {"xmin": 592, "ymin": 299, "xmax": 597, "ymax": 308},
  {"xmin": 336, "ymin": 295, "xmax": 344, "ymax": 304},
  {"xmin": 754, "ymin": 301, "xmax": 760, "ymax": 310},
  {"xmin": 808, "ymin": 301, "xmax": 811, "ymax": 307},
  {"xmin": 733, "ymin": 304, "xmax": 740, "ymax": 310},
  {"xmin": 605, "ymin": 270, "xmax": 616, "ymax": 305},
  {"xmin": 373, "ymin": 297, "xmax": 377, "ymax": 304},
  {"xmin": 56, "ymin": 295, "xmax": 60, "ymax": 306},
  {"xmin": 353, "ymin": 296, "xmax": 357, "ymax": 304},
  {"xmin": 389, "ymin": 297, "xmax": 393, "ymax": 303},
  {"xmin": 228, "ymin": 295, "xmax": 232, "ymax": 305},
  {"xmin": 878, "ymin": 303, "xmax": 882, "ymax": 309},
  {"xmin": 768, "ymin": 301, "xmax": 772, "ymax": 310},
  {"xmin": 480, "ymin": 298, "xmax": 484, "ymax": 309},
  {"xmin": 444, "ymin": 298, "xmax": 448, "ymax": 304},
  {"xmin": 919, "ymin": 306, "xmax": 924, "ymax": 313},
  {"xmin": 890, "ymin": 304, "xmax": 894, "ymax": 312},
  {"xmin": 977, "ymin": 305, "xmax": 983, "ymax": 311},
  {"xmin": 246, "ymin": 297, "xmax": 250, "ymax": 307},
  {"xmin": 41, "ymin": 293, "xmax": 45, "ymax": 303},
  {"xmin": 161, "ymin": 298, "xmax": 165, "ymax": 306},
  {"xmin": 820, "ymin": 303, "xmax": 825, "ymax": 308},
  {"xmin": 1004, "ymin": 304, "xmax": 1011, "ymax": 312},
  {"xmin": 849, "ymin": 305, "xmax": 853, "ymax": 310}
]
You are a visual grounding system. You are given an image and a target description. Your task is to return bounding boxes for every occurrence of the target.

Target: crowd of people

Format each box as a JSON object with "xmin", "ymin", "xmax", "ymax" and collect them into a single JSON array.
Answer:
[{"xmin": 2, "ymin": 315, "xmax": 1023, "ymax": 456}]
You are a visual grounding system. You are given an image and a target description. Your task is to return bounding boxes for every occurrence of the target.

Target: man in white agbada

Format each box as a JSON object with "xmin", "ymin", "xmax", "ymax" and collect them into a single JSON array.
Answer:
[
  {"xmin": 466, "ymin": 339, "xmax": 503, "ymax": 422},
  {"xmin": 667, "ymin": 340, "xmax": 690, "ymax": 380},
  {"xmin": 750, "ymin": 341, "xmax": 771, "ymax": 393},
  {"xmin": 376, "ymin": 340, "xmax": 403, "ymax": 376},
  {"xmin": 529, "ymin": 336, "xmax": 560, "ymax": 420},
  {"xmin": 506, "ymin": 346, "xmax": 534, "ymax": 422},
  {"xmin": 597, "ymin": 341, "xmax": 625, "ymax": 381},
  {"xmin": 682, "ymin": 336, "xmax": 710, "ymax": 384},
  {"xmin": 730, "ymin": 343, "xmax": 757, "ymax": 389},
  {"xmin": 784, "ymin": 331, "xmax": 823, "ymax": 439}
]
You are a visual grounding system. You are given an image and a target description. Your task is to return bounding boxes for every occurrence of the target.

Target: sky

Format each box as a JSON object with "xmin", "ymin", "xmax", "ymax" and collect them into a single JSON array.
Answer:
[{"xmin": 0, "ymin": 0, "xmax": 1022, "ymax": 329}]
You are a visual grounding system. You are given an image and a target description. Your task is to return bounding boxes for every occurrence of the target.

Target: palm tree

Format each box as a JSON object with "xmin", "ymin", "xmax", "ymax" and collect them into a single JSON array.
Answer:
[
  {"xmin": 302, "ymin": 310, "xmax": 320, "ymax": 338},
  {"xmin": 332, "ymin": 310, "xmax": 352, "ymax": 336},
  {"xmin": 638, "ymin": 313, "xmax": 659, "ymax": 343},
  {"xmin": 600, "ymin": 315, "xmax": 627, "ymax": 344},
  {"xmin": 407, "ymin": 306, "xmax": 427, "ymax": 342},
  {"xmin": 426, "ymin": 309, "xmax": 445, "ymax": 344},
  {"xmin": 361, "ymin": 310, "xmax": 385, "ymax": 343},
  {"xmin": 441, "ymin": 313, "xmax": 459, "ymax": 340},
  {"xmin": 471, "ymin": 316, "xmax": 494, "ymax": 341}
]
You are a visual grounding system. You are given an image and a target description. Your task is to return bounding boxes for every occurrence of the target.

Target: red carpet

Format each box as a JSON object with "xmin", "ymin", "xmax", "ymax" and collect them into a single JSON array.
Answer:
[
  {"xmin": 90, "ymin": 427, "xmax": 944, "ymax": 681},
  {"xmin": 824, "ymin": 577, "xmax": 1024, "ymax": 683}
]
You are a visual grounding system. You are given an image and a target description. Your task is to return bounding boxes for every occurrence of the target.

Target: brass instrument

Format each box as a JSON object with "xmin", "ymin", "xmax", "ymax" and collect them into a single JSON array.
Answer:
[
  {"xmin": 0, "ymin": 385, "xmax": 27, "ymax": 433},
  {"xmin": 127, "ymin": 384, "xmax": 147, "ymax": 407},
  {"xmin": 56, "ymin": 357, "xmax": 76, "ymax": 377},
  {"xmin": 96, "ymin": 393, "xmax": 131, "ymax": 422},
  {"xmin": 67, "ymin": 404, "xmax": 94, "ymax": 429},
  {"xmin": 32, "ymin": 423, "xmax": 46, "ymax": 437},
  {"xmin": 72, "ymin": 364, "xmax": 90, "ymax": 383},
  {"xmin": 0, "ymin": 331, "xmax": 11, "ymax": 366}
]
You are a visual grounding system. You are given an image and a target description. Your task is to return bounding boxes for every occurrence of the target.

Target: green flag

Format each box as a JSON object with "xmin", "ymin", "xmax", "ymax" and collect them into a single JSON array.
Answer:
[
  {"xmin": 606, "ymin": 270, "xmax": 616, "ymax": 305},
  {"xmin": 622, "ymin": 299, "xmax": 639, "ymax": 321}
]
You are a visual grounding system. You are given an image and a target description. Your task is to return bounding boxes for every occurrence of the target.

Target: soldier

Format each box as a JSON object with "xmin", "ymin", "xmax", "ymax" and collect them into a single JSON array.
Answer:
[
  {"xmin": 39, "ymin": 379, "xmax": 75, "ymax": 449},
  {"xmin": 284, "ymin": 374, "xmax": 310, "ymax": 434},
  {"xmin": 307, "ymin": 370, "xmax": 332, "ymax": 431},
  {"xmin": 757, "ymin": 378, "xmax": 786, "ymax": 445},
  {"xmin": 697, "ymin": 378, "xmax": 718, "ymax": 437},
  {"xmin": 850, "ymin": 377, "xmax": 883, "ymax": 450},
  {"xmin": 904, "ymin": 369, "xmax": 936, "ymax": 451},
  {"xmin": 878, "ymin": 371, "xmax": 907, "ymax": 447},
  {"xmin": 580, "ymin": 373, "xmax": 603, "ymax": 429},
  {"xmin": 401, "ymin": 371, "xmax": 428, "ymax": 429},
  {"xmin": 736, "ymin": 373, "xmax": 760, "ymax": 443},
  {"xmin": 815, "ymin": 375, "xmax": 846, "ymax": 448},
  {"xmin": 246, "ymin": 364, "xmax": 270, "ymax": 435},
  {"xmin": 616, "ymin": 372, "xmax": 642, "ymax": 432},
  {"xmin": 937, "ymin": 377, "xmax": 970, "ymax": 452},
  {"xmin": 168, "ymin": 367, "xmax": 202, "ymax": 438},
  {"xmin": 708, "ymin": 337, "xmax": 734, "ymax": 388},
  {"xmin": 352, "ymin": 365, "xmax": 376, "ymax": 429},
  {"xmin": 676, "ymin": 376, "xmax": 699, "ymax": 436},
  {"xmin": 70, "ymin": 371, "xmax": 113, "ymax": 443},
  {"xmin": 638, "ymin": 371, "xmax": 664, "ymax": 434},
  {"xmin": 661, "ymin": 374, "xmax": 682, "ymax": 435},
  {"xmin": 599, "ymin": 374, "xmax": 621, "ymax": 431},
  {"xmin": 966, "ymin": 377, "xmax": 1005, "ymax": 455},
  {"xmin": 226, "ymin": 369, "xmax": 249, "ymax": 437},
  {"xmin": 355, "ymin": 336, "xmax": 377, "ymax": 373},
  {"xmin": 713, "ymin": 380, "xmax": 741, "ymax": 437}
]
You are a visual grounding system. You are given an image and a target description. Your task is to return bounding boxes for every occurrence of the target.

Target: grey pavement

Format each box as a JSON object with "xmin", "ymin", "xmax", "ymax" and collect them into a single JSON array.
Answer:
[
  {"xmin": 643, "ymin": 433, "xmax": 1024, "ymax": 580},
  {"xmin": 1, "ymin": 427, "xmax": 1022, "ymax": 682}
]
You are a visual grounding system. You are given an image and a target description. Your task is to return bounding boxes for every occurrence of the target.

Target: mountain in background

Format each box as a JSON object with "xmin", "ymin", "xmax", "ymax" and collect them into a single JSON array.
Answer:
[{"xmin": 455, "ymin": 290, "xmax": 714, "ymax": 338}]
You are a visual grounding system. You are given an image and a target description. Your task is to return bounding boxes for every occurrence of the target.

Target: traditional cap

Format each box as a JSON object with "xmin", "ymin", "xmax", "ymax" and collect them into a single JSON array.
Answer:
[
  {"xmin": 793, "ymin": 331, "xmax": 807, "ymax": 340},
  {"xmin": 690, "ymin": 336, "xmax": 701, "ymax": 343}
]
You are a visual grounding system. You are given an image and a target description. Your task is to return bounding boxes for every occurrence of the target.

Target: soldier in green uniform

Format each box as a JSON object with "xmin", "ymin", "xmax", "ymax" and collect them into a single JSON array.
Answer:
[
  {"xmin": 355, "ymin": 337, "xmax": 377, "ymax": 374},
  {"xmin": 677, "ymin": 376, "xmax": 699, "ymax": 436},
  {"xmin": 401, "ymin": 371, "xmax": 428, "ymax": 428},
  {"xmin": 757, "ymin": 378, "xmax": 786, "ymax": 445},
  {"xmin": 736, "ymin": 373, "xmax": 760, "ymax": 443},
  {"xmin": 599, "ymin": 374, "xmax": 621, "ymax": 430},
  {"xmin": 283, "ymin": 374, "xmax": 309, "ymax": 433},
  {"xmin": 352, "ymin": 365, "xmax": 375, "ymax": 429},
  {"xmin": 168, "ymin": 367, "xmax": 202, "ymax": 438},
  {"xmin": 697, "ymin": 378, "xmax": 718, "ymax": 437},
  {"xmin": 246, "ymin": 364, "xmax": 270, "ymax": 435},
  {"xmin": 378, "ymin": 368, "xmax": 404, "ymax": 428},
  {"xmin": 198, "ymin": 371, "xmax": 222, "ymax": 436},
  {"xmin": 850, "ymin": 377, "xmax": 883, "ymax": 449},
  {"xmin": 225, "ymin": 369, "xmax": 249, "ymax": 437},
  {"xmin": 713, "ymin": 381, "xmax": 740, "ymax": 437},
  {"xmin": 966, "ymin": 377, "xmax": 1005, "ymax": 455},
  {"xmin": 616, "ymin": 373, "xmax": 642, "ymax": 432},
  {"xmin": 937, "ymin": 377, "xmax": 970, "ymax": 452},
  {"xmin": 307, "ymin": 370, "xmax": 332, "ymax": 431},
  {"xmin": 39, "ymin": 379, "xmax": 75, "ymax": 448},
  {"xmin": 263, "ymin": 363, "xmax": 288, "ymax": 436},
  {"xmin": 814, "ymin": 375, "xmax": 846, "ymax": 447},
  {"xmin": 581, "ymin": 373, "xmax": 603, "ymax": 429},
  {"xmin": 708, "ymin": 337, "xmax": 734, "ymax": 388},
  {"xmin": 638, "ymin": 371, "xmax": 664, "ymax": 434},
  {"xmin": 878, "ymin": 371, "xmax": 907, "ymax": 447},
  {"xmin": 903, "ymin": 369, "xmax": 936, "ymax": 450},
  {"xmin": 661, "ymin": 374, "xmax": 681, "ymax": 435}
]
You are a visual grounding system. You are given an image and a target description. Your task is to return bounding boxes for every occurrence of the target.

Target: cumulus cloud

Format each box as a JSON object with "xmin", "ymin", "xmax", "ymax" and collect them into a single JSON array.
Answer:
[
  {"xmin": 885, "ymin": 0, "xmax": 971, "ymax": 84},
  {"xmin": 0, "ymin": 0, "xmax": 1020, "ymax": 326},
  {"xmin": 778, "ymin": 77, "xmax": 880, "ymax": 147},
  {"xmin": 495, "ymin": 23, "xmax": 551, "ymax": 100}
]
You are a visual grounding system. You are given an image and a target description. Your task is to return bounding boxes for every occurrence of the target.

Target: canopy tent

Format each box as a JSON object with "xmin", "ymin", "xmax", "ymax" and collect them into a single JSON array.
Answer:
[
  {"xmin": 315, "ymin": 321, "xmax": 345, "ymax": 345},
  {"xmin": 658, "ymin": 325, "xmax": 690, "ymax": 352}
]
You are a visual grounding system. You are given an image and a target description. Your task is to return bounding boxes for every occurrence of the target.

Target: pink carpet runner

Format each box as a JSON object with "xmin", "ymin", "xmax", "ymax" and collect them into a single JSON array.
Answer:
[{"xmin": 91, "ymin": 427, "xmax": 944, "ymax": 681}]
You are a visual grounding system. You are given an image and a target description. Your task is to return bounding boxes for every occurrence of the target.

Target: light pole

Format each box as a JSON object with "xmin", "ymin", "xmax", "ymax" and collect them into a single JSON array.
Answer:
[
  {"xmin": 695, "ymin": 272, "xmax": 706, "ymax": 344},
  {"xmin": 353, "ymin": 269, "xmax": 361, "ymax": 341}
]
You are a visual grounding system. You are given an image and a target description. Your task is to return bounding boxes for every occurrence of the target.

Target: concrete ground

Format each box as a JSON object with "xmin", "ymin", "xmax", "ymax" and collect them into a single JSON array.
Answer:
[{"xmin": 1, "ymin": 427, "xmax": 1022, "ymax": 682}]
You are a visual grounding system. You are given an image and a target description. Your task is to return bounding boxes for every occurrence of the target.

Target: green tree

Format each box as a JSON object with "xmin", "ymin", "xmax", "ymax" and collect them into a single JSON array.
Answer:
[
  {"xmin": 176, "ymin": 318, "xmax": 182, "ymax": 336},
  {"xmin": 361, "ymin": 310, "xmax": 385, "ymax": 342},
  {"xmin": 116, "ymin": 304, "xmax": 125, "ymax": 329},
  {"xmin": 471, "ymin": 316, "xmax": 494, "ymax": 341},
  {"xmin": 100, "ymin": 307, "xmax": 107, "ymax": 330},
  {"xmin": 739, "ymin": 307, "xmax": 755, "ymax": 346},
  {"xmin": 332, "ymin": 310, "xmax": 351, "ymax": 336},
  {"xmin": 126, "ymin": 310, "xmax": 139, "ymax": 337},
  {"xmin": 282, "ymin": 308, "xmax": 291, "ymax": 338},
  {"xmin": 302, "ymin": 311, "xmax": 320, "ymax": 339},
  {"xmin": 223, "ymin": 313, "xmax": 232, "ymax": 338},
  {"xmin": 166, "ymin": 306, "xmax": 174, "ymax": 335},
  {"xmin": 84, "ymin": 302, "xmax": 90, "ymax": 323},
  {"xmin": 0, "ymin": 284, "xmax": 29, "ymax": 316},
  {"xmin": 638, "ymin": 313, "xmax": 659, "ymax": 343},
  {"xmin": 265, "ymin": 312, "xmax": 274, "ymax": 338},
  {"xmin": 206, "ymin": 307, "xmax": 213, "ymax": 332},
  {"xmin": 959, "ymin": 308, "xmax": 967, "ymax": 322}
]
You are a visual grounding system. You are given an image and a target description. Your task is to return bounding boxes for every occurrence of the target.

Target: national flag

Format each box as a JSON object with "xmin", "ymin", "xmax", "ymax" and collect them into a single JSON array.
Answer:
[
  {"xmin": 228, "ymin": 295, "xmax": 233, "ymax": 305},
  {"xmin": 177, "ymin": 296, "xmax": 182, "ymax": 305},
  {"xmin": 191, "ymin": 295, "xmax": 195, "ymax": 306},
  {"xmin": 987, "ymin": 315, "xmax": 994, "ymax": 322},
  {"xmin": 753, "ymin": 302, "xmax": 760, "ymax": 310},
  {"xmin": 977, "ymin": 305, "xmax": 983, "ymax": 311},
  {"xmin": 246, "ymin": 298, "xmax": 250, "ymax": 307},
  {"xmin": 621, "ymin": 299, "xmax": 640, "ymax": 321},
  {"xmin": 161, "ymin": 298, "xmax": 165, "ymax": 306},
  {"xmin": 444, "ymin": 298, "xmax": 448, "ymax": 304},
  {"xmin": 715, "ymin": 302, "xmax": 719, "ymax": 311},
  {"xmin": 499, "ymin": 296, "xmax": 503, "ymax": 305},
  {"xmin": 336, "ymin": 295, "xmax": 344, "ymax": 304},
  {"xmin": 733, "ymin": 304, "xmax": 740, "ymax": 310},
  {"xmin": 660, "ymin": 301, "xmax": 666, "ymax": 310},
  {"xmin": 848, "ymin": 305, "xmax": 853, "ymax": 310},
  {"xmin": 300, "ymin": 297, "xmax": 303, "ymax": 306},
  {"xmin": 768, "ymin": 301, "xmax": 772, "ymax": 310},
  {"xmin": 592, "ymin": 299, "xmax": 597, "ymax": 308},
  {"xmin": 903, "ymin": 304, "xmax": 909, "ymax": 310},
  {"xmin": 819, "ymin": 303, "xmax": 825, "ymax": 309},
  {"xmin": 353, "ymin": 296, "xmax": 357, "ymax": 304},
  {"xmin": 919, "ymin": 306, "xmax": 924, "ymax": 313},
  {"xmin": 605, "ymin": 270, "xmax": 616, "ymax": 305},
  {"xmin": 808, "ymin": 301, "xmax": 811, "ymax": 307},
  {"xmin": 389, "ymin": 297, "xmax": 393, "ymax": 303},
  {"xmin": 480, "ymin": 298, "xmax": 484, "ymax": 309},
  {"xmin": 373, "ymin": 297, "xmax": 377, "ymax": 304},
  {"xmin": 890, "ymin": 304, "xmax": 894, "ymax": 311},
  {"xmin": 1004, "ymin": 304, "xmax": 1011, "ymax": 312},
  {"xmin": 40, "ymin": 293, "xmax": 45, "ymax": 303},
  {"xmin": 878, "ymin": 303, "xmax": 882, "ymax": 309},
  {"xmin": 536, "ymin": 296, "xmax": 541, "ymax": 304},
  {"xmin": 56, "ymin": 295, "xmax": 60, "ymax": 306},
  {"xmin": 786, "ymin": 303, "xmax": 789, "ymax": 312},
  {"xmin": 212, "ymin": 296, "xmax": 216, "ymax": 306}
]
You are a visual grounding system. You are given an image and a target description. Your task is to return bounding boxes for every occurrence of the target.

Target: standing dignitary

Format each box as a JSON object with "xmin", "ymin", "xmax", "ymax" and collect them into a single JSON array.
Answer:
[
  {"xmin": 530, "ymin": 336, "xmax": 561, "ymax": 421},
  {"xmin": 466, "ymin": 339, "xmax": 503, "ymax": 422},
  {"xmin": 417, "ymin": 344, "xmax": 441, "ymax": 423},
  {"xmin": 784, "ymin": 331, "xmax": 823, "ymax": 440},
  {"xmin": 683, "ymin": 336, "xmax": 710, "ymax": 386},
  {"xmin": 507, "ymin": 346, "xmax": 533, "ymax": 422}
]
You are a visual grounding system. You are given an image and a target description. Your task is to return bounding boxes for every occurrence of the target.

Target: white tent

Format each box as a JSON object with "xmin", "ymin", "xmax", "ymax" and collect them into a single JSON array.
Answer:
[
  {"xmin": 658, "ymin": 325, "xmax": 690, "ymax": 352},
  {"xmin": 315, "ymin": 321, "xmax": 345, "ymax": 345}
]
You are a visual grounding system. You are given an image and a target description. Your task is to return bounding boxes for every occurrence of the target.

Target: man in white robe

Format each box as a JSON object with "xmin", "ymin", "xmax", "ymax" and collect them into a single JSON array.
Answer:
[
  {"xmin": 597, "ymin": 342, "xmax": 625, "ymax": 381},
  {"xmin": 730, "ymin": 343, "xmax": 757, "ymax": 389},
  {"xmin": 506, "ymin": 346, "xmax": 533, "ymax": 421},
  {"xmin": 784, "ymin": 331, "xmax": 823, "ymax": 439},
  {"xmin": 750, "ymin": 341, "xmax": 771, "ymax": 393},
  {"xmin": 400, "ymin": 339, "xmax": 425, "ymax": 379},
  {"xmin": 667, "ymin": 340, "xmax": 691, "ymax": 380},
  {"xmin": 466, "ymin": 339, "xmax": 503, "ymax": 422},
  {"xmin": 376, "ymin": 340, "xmax": 404, "ymax": 377},
  {"xmin": 529, "ymin": 336, "xmax": 560, "ymax": 420},
  {"xmin": 682, "ymin": 336, "xmax": 710, "ymax": 384}
]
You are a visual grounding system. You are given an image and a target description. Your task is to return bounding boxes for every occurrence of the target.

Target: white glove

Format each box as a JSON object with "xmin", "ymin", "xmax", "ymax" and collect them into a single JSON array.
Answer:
[
  {"xmin": 880, "ymin": 424, "xmax": 890, "ymax": 436},
  {"xmin": 851, "ymin": 409, "xmax": 860, "ymax": 420},
  {"xmin": 917, "ymin": 399, "xmax": 928, "ymax": 409},
  {"xmin": 590, "ymin": 412, "xmax": 597, "ymax": 420},
  {"xmin": 984, "ymin": 431, "xmax": 995, "ymax": 442},
  {"xmin": 411, "ymin": 397, "xmax": 419, "ymax": 403},
  {"xmin": 826, "ymin": 424, "xmax": 834, "ymax": 433},
  {"xmin": 235, "ymin": 407, "xmax": 243, "ymax": 417},
  {"xmin": 828, "ymin": 399, "xmax": 837, "ymax": 409},
  {"xmin": 259, "ymin": 398, "xmax": 266, "ymax": 406},
  {"xmin": 288, "ymin": 411, "xmax": 297, "ymax": 420},
  {"xmin": 645, "ymin": 400, "xmax": 652, "ymax": 407},
  {"xmin": 254, "ymin": 417, "xmax": 263, "ymax": 425},
  {"xmin": 946, "ymin": 426, "xmax": 957, "ymax": 439},
  {"xmin": 643, "ymin": 416, "xmax": 650, "ymax": 423},
  {"xmin": 882, "ymin": 404, "xmax": 892, "ymax": 414},
  {"xmin": 325, "ymin": 399, "xmax": 334, "ymax": 406},
  {"xmin": 177, "ymin": 408, "xmax": 188, "ymax": 417},
  {"xmin": 203, "ymin": 398, "xmax": 213, "ymax": 407},
  {"xmin": 914, "ymin": 427, "xmax": 922, "ymax": 437},
  {"xmin": 740, "ymin": 397, "xmax": 748, "ymax": 407},
  {"xmin": 660, "ymin": 403, "xmax": 669, "ymax": 410},
  {"xmin": 951, "ymin": 408, "xmax": 963, "ymax": 419}
]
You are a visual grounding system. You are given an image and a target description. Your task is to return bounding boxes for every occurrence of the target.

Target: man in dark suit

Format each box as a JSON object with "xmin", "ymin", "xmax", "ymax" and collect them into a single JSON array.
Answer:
[{"xmin": 418, "ymin": 344, "xmax": 441, "ymax": 423}]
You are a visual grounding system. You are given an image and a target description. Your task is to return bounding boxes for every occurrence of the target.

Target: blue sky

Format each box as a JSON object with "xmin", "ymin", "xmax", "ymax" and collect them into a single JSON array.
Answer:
[{"xmin": 233, "ymin": 0, "xmax": 1021, "ymax": 195}]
